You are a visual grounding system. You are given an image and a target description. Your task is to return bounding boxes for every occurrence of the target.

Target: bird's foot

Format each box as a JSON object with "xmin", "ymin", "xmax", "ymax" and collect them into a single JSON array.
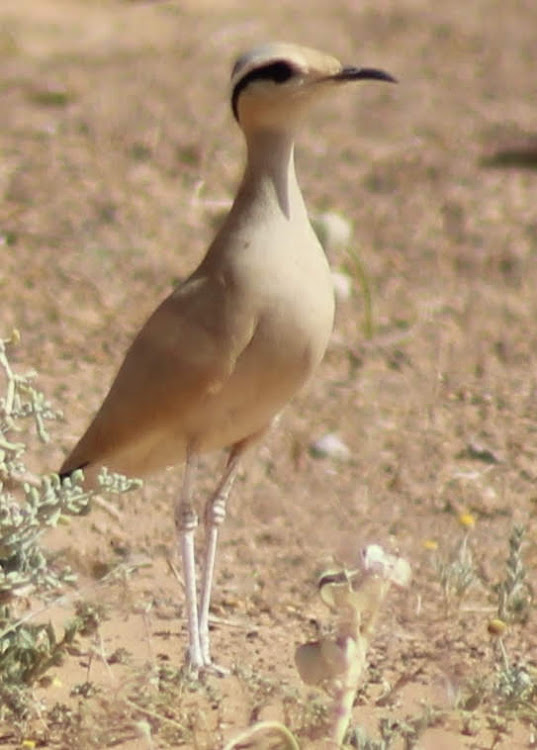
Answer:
[
  {"xmin": 183, "ymin": 645, "xmax": 229, "ymax": 678},
  {"xmin": 200, "ymin": 658, "xmax": 229, "ymax": 677},
  {"xmin": 183, "ymin": 658, "xmax": 229, "ymax": 678},
  {"xmin": 199, "ymin": 640, "xmax": 230, "ymax": 676},
  {"xmin": 197, "ymin": 627, "xmax": 229, "ymax": 674}
]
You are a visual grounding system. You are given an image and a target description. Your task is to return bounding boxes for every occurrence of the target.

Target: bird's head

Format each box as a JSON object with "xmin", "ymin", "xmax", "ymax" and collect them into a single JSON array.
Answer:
[{"xmin": 230, "ymin": 42, "xmax": 396, "ymax": 132}]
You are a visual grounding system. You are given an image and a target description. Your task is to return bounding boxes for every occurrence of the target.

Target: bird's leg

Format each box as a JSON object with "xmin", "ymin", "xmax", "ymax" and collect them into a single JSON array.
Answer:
[
  {"xmin": 198, "ymin": 444, "xmax": 243, "ymax": 666},
  {"xmin": 175, "ymin": 446, "xmax": 203, "ymax": 670}
]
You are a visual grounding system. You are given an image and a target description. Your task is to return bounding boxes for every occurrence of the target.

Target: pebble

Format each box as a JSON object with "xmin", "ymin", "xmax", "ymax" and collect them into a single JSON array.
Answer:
[{"xmin": 309, "ymin": 432, "xmax": 351, "ymax": 461}]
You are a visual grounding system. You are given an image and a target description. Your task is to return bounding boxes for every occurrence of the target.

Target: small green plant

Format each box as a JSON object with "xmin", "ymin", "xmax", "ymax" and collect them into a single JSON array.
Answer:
[
  {"xmin": 485, "ymin": 526, "xmax": 536, "ymax": 729},
  {"xmin": 494, "ymin": 525, "xmax": 532, "ymax": 625},
  {"xmin": 433, "ymin": 524, "xmax": 477, "ymax": 614},
  {"xmin": 452, "ymin": 526, "xmax": 537, "ymax": 742},
  {"xmin": 223, "ymin": 545, "xmax": 410, "ymax": 749},
  {"xmin": 0, "ymin": 333, "xmax": 141, "ymax": 719},
  {"xmin": 295, "ymin": 545, "xmax": 411, "ymax": 747},
  {"xmin": 345, "ymin": 247, "xmax": 375, "ymax": 340},
  {"xmin": 0, "ymin": 601, "xmax": 103, "ymax": 712}
]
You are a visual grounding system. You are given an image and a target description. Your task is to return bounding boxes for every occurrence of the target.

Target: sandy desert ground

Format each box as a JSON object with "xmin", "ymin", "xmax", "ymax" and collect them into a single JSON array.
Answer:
[{"xmin": 1, "ymin": 0, "xmax": 537, "ymax": 747}]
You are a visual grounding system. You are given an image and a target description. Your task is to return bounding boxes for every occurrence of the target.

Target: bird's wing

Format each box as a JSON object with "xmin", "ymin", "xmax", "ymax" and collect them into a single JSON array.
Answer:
[{"xmin": 60, "ymin": 273, "xmax": 256, "ymax": 476}]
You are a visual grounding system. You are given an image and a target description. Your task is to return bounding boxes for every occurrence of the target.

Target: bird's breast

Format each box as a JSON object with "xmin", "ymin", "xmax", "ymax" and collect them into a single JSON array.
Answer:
[{"xmin": 188, "ymin": 224, "xmax": 335, "ymax": 451}]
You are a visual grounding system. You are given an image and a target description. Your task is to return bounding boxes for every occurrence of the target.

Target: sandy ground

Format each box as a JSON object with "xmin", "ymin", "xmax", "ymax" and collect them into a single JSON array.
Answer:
[{"xmin": 1, "ymin": 0, "xmax": 537, "ymax": 747}]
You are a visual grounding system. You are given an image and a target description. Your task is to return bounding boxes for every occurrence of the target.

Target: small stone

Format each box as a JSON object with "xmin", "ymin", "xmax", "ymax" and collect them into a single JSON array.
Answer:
[
  {"xmin": 459, "ymin": 440, "xmax": 503, "ymax": 464},
  {"xmin": 309, "ymin": 433, "xmax": 351, "ymax": 461}
]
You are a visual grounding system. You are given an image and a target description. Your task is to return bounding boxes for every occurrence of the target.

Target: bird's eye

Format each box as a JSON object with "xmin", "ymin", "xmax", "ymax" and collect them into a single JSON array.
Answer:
[
  {"xmin": 258, "ymin": 61, "xmax": 295, "ymax": 84},
  {"xmin": 232, "ymin": 60, "xmax": 297, "ymax": 120}
]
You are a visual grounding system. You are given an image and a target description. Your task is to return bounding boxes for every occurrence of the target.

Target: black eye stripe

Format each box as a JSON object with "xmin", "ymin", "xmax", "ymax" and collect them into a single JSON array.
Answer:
[{"xmin": 231, "ymin": 61, "xmax": 295, "ymax": 120}]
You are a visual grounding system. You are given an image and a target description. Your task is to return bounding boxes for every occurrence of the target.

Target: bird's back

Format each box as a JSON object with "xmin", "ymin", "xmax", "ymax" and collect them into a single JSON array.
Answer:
[{"xmin": 60, "ymin": 193, "xmax": 334, "ymax": 480}]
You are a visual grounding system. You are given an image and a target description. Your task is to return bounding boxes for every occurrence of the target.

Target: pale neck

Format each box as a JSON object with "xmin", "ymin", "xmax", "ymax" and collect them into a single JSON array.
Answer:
[{"xmin": 236, "ymin": 128, "xmax": 307, "ymax": 220}]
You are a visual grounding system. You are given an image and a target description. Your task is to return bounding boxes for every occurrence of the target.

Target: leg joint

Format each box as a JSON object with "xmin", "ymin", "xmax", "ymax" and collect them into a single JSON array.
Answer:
[
  {"xmin": 175, "ymin": 505, "xmax": 198, "ymax": 533},
  {"xmin": 205, "ymin": 492, "xmax": 227, "ymax": 527}
]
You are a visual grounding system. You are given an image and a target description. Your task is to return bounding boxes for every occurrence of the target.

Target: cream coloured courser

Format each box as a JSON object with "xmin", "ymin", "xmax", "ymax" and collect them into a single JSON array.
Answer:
[{"xmin": 60, "ymin": 43, "xmax": 396, "ymax": 671}]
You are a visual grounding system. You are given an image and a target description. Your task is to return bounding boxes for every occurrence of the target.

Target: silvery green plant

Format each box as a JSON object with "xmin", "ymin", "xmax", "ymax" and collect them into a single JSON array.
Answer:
[
  {"xmin": 433, "ymin": 533, "xmax": 477, "ymax": 614},
  {"xmin": 495, "ymin": 525, "xmax": 531, "ymax": 625},
  {"xmin": 0, "ymin": 333, "xmax": 140, "ymax": 706},
  {"xmin": 0, "ymin": 333, "xmax": 140, "ymax": 605}
]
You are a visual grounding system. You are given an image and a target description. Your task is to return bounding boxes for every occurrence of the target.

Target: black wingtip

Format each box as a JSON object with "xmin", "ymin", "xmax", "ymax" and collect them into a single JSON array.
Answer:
[{"xmin": 58, "ymin": 462, "xmax": 89, "ymax": 482}]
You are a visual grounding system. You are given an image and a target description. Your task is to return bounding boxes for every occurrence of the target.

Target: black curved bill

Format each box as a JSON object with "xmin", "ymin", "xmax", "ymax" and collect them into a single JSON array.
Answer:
[{"xmin": 332, "ymin": 66, "xmax": 397, "ymax": 84}]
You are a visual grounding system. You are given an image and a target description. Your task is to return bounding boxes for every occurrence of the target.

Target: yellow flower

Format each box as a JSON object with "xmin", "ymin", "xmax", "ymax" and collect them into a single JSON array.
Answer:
[
  {"xmin": 458, "ymin": 512, "xmax": 476, "ymax": 529},
  {"xmin": 423, "ymin": 539, "xmax": 438, "ymax": 550},
  {"xmin": 21, "ymin": 741, "xmax": 36, "ymax": 749},
  {"xmin": 487, "ymin": 618, "xmax": 508, "ymax": 637}
]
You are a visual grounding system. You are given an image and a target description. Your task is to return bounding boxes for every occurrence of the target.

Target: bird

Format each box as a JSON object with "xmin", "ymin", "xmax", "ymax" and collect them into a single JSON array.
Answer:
[{"xmin": 59, "ymin": 42, "xmax": 396, "ymax": 671}]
